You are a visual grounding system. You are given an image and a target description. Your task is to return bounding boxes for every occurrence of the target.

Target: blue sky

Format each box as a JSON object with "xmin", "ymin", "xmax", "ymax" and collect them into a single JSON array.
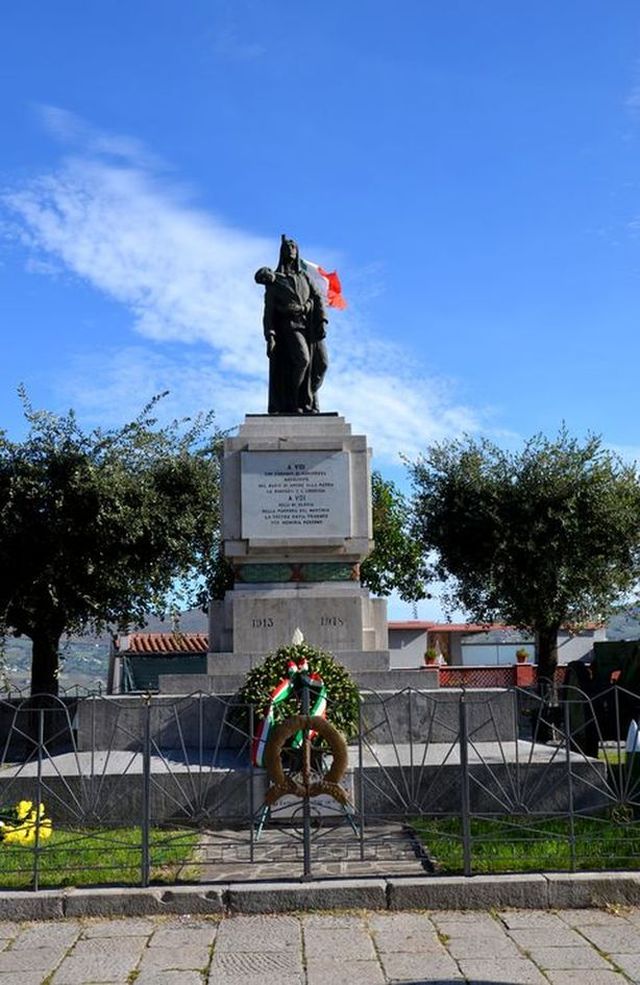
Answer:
[{"xmin": 2, "ymin": 1, "xmax": 640, "ymax": 620}]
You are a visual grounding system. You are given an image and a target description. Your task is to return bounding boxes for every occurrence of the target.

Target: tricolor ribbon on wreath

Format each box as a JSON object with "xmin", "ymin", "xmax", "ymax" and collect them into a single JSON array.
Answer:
[{"xmin": 251, "ymin": 657, "xmax": 328, "ymax": 768}]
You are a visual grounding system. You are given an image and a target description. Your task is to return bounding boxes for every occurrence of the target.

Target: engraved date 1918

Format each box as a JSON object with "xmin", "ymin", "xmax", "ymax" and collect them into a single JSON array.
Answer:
[{"xmin": 320, "ymin": 615, "xmax": 345, "ymax": 627}]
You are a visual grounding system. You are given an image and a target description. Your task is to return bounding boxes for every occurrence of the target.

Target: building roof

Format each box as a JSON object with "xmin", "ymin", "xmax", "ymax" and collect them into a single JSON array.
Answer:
[
  {"xmin": 428, "ymin": 623, "xmax": 513, "ymax": 634},
  {"xmin": 390, "ymin": 620, "xmax": 604, "ymax": 634},
  {"xmin": 388, "ymin": 621, "xmax": 434, "ymax": 631},
  {"xmin": 388, "ymin": 621, "xmax": 511, "ymax": 633},
  {"xmin": 116, "ymin": 633, "xmax": 209, "ymax": 655}
]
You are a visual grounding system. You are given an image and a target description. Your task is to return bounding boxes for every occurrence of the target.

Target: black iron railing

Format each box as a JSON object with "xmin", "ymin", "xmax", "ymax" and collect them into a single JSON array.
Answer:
[{"xmin": 1, "ymin": 682, "xmax": 640, "ymax": 888}]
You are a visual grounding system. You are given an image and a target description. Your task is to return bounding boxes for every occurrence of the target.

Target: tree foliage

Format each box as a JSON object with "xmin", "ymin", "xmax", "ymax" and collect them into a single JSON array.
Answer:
[
  {"xmin": 0, "ymin": 391, "xmax": 222, "ymax": 695},
  {"xmin": 409, "ymin": 428, "xmax": 640, "ymax": 678},
  {"xmin": 360, "ymin": 471, "xmax": 431, "ymax": 602}
]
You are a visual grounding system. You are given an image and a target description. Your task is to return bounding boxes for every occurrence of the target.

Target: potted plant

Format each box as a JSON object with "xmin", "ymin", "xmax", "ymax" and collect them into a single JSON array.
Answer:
[
  {"xmin": 424, "ymin": 647, "xmax": 439, "ymax": 666},
  {"xmin": 516, "ymin": 647, "xmax": 529, "ymax": 664}
]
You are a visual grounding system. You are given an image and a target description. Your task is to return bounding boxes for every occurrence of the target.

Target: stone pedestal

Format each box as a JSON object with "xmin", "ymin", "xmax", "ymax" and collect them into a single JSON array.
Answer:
[
  {"xmin": 208, "ymin": 414, "xmax": 392, "ymax": 676},
  {"xmin": 221, "ymin": 413, "xmax": 373, "ymax": 567},
  {"xmin": 210, "ymin": 584, "xmax": 387, "ymax": 655}
]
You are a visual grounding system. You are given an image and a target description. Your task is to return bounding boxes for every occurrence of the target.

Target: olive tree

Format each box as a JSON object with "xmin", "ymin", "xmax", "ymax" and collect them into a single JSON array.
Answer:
[
  {"xmin": 409, "ymin": 429, "xmax": 640, "ymax": 679},
  {"xmin": 0, "ymin": 392, "xmax": 221, "ymax": 695},
  {"xmin": 360, "ymin": 470, "xmax": 431, "ymax": 602}
]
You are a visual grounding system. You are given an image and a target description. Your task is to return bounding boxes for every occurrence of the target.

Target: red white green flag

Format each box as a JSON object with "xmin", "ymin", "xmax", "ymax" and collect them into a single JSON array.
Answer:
[
  {"xmin": 302, "ymin": 259, "xmax": 348, "ymax": 310},
  {"xmin": 251, "ymin": 658, "xmax": 328, "ymax": 768}
]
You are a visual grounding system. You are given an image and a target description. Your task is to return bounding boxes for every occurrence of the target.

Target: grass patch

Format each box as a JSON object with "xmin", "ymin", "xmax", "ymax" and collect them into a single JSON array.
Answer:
[
  {"xmin": 413, "ymin": 815, "xmax": 640, "ymax": 874},
  {"xmin": 0, "ymin": 826, "xmax": 199, "ymax": 889},
  {"xmin": 598, "ymin": 748, "xmax": 626, "ymax": 766}
]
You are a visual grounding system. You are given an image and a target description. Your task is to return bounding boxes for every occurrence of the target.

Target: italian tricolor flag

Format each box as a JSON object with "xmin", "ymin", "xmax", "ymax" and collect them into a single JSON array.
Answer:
[{"xmin": 302, "ymin": 259, "xmax": 348, "ymax": 310}]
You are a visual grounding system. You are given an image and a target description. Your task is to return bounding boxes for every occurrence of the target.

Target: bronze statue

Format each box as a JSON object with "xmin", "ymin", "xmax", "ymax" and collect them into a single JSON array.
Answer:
[{"xmin": 255, "ymin": 236, "xmax": 328, "ymax": 414}]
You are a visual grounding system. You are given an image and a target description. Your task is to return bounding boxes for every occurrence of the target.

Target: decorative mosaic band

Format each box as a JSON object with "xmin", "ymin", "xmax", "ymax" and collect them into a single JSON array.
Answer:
[{"xmin": 234, "ymin": 562, "xmax": 360, "ymax": 584}]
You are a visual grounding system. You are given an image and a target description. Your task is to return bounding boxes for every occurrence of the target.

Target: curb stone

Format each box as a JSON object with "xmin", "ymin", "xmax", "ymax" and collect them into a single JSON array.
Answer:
[
  {"xmin": 226, "ymin": 878, "xmax": 387, "ymax": 914},
  {"xmin": 0, "ymin": 891, "xmax": 64, "ymax": 921},
  {"xmin": 2, "ymin": 873, "xmax": 640, "ymax": 921},
  {"xmin": 387, "ymin": 873, "xmax": 549, "ymax": 910},
  {"xmin": 62, "ymin": 885, "xmax": 225, "ymax": 918},
  {"xmin": 545, "ymin": 871, "xmax": 640, "ymax": 908}
]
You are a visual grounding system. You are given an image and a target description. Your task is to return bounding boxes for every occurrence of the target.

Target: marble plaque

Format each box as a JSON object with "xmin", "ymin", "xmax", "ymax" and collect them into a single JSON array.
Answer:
[{"xmin": 241, "ymin": 451, "xmax": 351, "ymax": 539}]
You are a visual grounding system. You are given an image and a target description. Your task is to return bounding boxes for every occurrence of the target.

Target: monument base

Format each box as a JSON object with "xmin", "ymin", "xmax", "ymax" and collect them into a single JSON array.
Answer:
[
  {"xmin": 209, "ymin": 582, "xmax": 388, "ymax": 656},
  {"xmin": 208, "ymin": 412, "xmax": 396, "ymax": 686}
]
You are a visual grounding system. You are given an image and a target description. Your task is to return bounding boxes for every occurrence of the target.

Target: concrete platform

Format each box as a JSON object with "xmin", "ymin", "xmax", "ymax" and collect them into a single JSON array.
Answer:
[
  {"xmin": 207, "ymin": 649, "xmax": 394, "ymax": 674},
  {"xmin": 0, "ymin": 740, "xmax": 608, "ymax": 822},
  {"xmin": 160, "ymin": 668, "xmax": 441, "ymax": 693}
]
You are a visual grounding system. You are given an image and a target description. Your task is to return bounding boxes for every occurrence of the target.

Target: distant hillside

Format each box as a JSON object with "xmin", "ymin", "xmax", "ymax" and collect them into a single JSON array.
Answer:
[
  {"xmin": 1, "ymin": 608, "xmax": 209, "ymax": 690},
  {"xmin": 607, "ymin": 609, "xmax": 640, "ymax": 641},
  {"xmin": 126, "ymin": 608, "xmax": 208, "ymax": 635},
  {"xmin": 3, "ymin": 606, "xmax": 638, "ymax": 690},
  {"xmin": 1, "ymin": 637, "xmax": 110, "ymax": 691}
]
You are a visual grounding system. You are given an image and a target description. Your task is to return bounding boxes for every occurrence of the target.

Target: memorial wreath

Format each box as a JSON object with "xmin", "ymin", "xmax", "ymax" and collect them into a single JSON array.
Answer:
[{"xmin": 236, "ymin": 640, "xmax": 360, "ymax": 765}]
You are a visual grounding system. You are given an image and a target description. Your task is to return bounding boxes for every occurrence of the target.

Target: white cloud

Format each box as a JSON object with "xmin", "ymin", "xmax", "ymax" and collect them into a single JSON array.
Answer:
[
  {"xmin": 2, "ymin": 109, "xmax": 483, "ymax": 462},
  {"xmin": 59, "ymin": 345, "xmax": 266, "ymax": 431},
  {"xmin": 37, "ymin": 104, "xmax": 162, "ymax": 169}
]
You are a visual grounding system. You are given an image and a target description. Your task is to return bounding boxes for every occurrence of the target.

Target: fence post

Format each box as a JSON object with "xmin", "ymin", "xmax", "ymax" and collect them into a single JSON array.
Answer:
[
  {"xmin": 459, "ymin": 693, "xmax": 472, "ymax": 877},
  {"xmin": 407, "ymin": 689, "xmax": 414, "ymax": 805},
  {"xmin": 33, "ymin": 707, "xmax": 45, "ymax": 892},
  {"xmin": 140, "ymin": 694, "xmax": 151, "ymax": 888},
  {"xmin": 563, "ymin": 698, "xmax": 577, "ymax": 872},
  {"xmin": 301, "ymin": 678, "xmax": 312, "ymax": 878},
  {"xmin": 249, "ymin": 702, "xmax": 256, "ymax": 862},
  {"xmin": 357, "ymin": 698, "xmax": 365, "ymax": 861},
  {"xmin": 613, "ymin": 685, "xmax": 626, "ymax": 804},
  {"xmin": 512, "ymin": 688, "xmax": 521, "ymax": 803}
]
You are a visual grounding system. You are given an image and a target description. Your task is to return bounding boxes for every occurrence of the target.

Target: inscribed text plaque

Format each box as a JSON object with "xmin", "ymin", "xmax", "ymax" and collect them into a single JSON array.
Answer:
[{"xmin": 240, "ymin": 451, "xmax": 351, "ymax": 539}]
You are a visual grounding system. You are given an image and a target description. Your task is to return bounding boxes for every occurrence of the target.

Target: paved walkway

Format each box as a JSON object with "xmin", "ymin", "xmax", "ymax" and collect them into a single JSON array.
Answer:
[
  {"xmin": 2, "ymin": 906, "xmax": 640, "ymax": 984},
  {"xmin": 192, "ymin": 823, "xmax": 430, "ymax": 880}
]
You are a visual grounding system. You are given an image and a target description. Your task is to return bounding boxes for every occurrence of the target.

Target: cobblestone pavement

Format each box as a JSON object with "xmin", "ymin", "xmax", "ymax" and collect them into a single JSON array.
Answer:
[{"xmin": 2, "ymin": 906, "xmax": 640, "ymax": 984}]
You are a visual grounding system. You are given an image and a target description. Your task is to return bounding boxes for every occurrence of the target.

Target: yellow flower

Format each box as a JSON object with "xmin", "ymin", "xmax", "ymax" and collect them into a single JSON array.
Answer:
[
  {"xmin": 2, "ymin": 825, "xmax": 30, "ymax": 845},
  {"xmin": 19, "ymin": 825, "xmax": 36, "ymax": 846},
  {"xmin": 16, "ymin": 800, "xmax": 33, "ymax": 821},
  {"xmin": 1, "ymin": 802, "xmax": 52, "ymax": 845}
]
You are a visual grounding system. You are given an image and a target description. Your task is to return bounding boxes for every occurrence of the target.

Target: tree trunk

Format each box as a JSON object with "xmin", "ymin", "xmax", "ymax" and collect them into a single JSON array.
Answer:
[
  {"xmin": 29, "ymin": 630, "xmax": 62, "ymax": 697},
  {"xmin": 534, "ymin": 622, "xmax": 560, "ymax": 743},
  {"xmin": 535, "ymin": 623, "xmax": 560, "ymax": 684}
]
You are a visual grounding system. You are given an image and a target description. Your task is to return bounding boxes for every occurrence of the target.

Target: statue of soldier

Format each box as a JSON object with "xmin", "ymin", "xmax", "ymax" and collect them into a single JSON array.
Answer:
[{"xmin": 255, "ymin": 236, "xmax": 328, "ymax": 414}]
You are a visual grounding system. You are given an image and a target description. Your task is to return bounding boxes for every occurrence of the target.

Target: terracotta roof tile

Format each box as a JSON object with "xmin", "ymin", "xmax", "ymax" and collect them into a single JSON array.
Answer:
[{"xmin": 119, "ymin": 633, "xmax": 209, "ymax": 655}]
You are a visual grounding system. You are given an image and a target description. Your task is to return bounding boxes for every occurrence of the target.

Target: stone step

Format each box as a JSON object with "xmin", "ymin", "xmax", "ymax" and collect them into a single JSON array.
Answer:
[
  {"xmin": 159, "ymin": 667, "xmax": 440, "ymax": 695},
  {"xmin": 207, "ymin": 650, "xmax": 392, "ymax": 675}
]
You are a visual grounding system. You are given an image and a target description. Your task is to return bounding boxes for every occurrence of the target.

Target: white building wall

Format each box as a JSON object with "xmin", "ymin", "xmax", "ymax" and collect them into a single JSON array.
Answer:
[
  {"xmin": 388, "ymin": 624, "xmax": 606, "ymax": 668},
  {"xmin": 556, "ymin": 628, "xmax": 606, "ymax": 664},
  {"xmin": 388, "ymin": 628, "xmax": 428, "ymax": 668}
]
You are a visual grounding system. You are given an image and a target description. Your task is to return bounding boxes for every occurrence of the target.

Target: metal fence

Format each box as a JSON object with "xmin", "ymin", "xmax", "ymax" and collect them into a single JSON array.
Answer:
[{"xmin": 1, "ymin": 681, "xmax": 640, "ymax": 889}]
